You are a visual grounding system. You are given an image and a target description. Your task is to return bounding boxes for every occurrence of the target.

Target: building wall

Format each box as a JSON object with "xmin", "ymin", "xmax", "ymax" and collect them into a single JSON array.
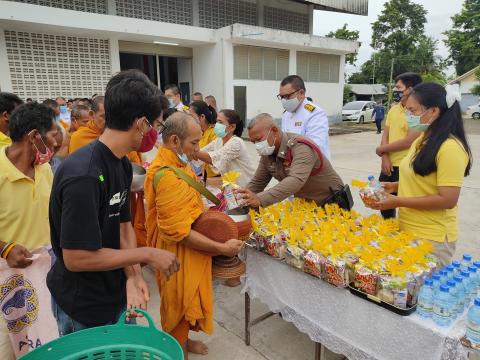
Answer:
[{"xmin": 459, "ymin": 73, "xmax": 479, "ymax": 94}]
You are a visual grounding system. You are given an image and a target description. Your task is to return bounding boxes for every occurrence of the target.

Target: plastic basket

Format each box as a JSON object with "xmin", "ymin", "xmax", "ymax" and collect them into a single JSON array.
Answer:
[{"xmin": 20, "ymin": 309, "xmax": 183, "ymax": 360}]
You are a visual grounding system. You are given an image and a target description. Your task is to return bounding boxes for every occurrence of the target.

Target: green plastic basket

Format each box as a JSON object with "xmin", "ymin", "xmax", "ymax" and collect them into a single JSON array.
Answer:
[{"xmin": 20, "ymin": 309, "xmax": 183, "ymax": 360}]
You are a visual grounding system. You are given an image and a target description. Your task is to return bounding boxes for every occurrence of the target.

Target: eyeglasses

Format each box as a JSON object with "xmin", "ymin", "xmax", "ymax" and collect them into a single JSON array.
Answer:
[{"xmin": 276, "ymin": 89, "xmax": 300, "ymax": 100}]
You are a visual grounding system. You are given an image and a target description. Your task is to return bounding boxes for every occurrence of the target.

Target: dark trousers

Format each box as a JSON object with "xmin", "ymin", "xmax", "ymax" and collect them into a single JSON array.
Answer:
[
  {"xmin": 379, "ymin": 166, "xmax": 399, "ymax": 219},
  {"xmin": 375, "ymin": 118, "xmax": 383, "ymax": 133}
]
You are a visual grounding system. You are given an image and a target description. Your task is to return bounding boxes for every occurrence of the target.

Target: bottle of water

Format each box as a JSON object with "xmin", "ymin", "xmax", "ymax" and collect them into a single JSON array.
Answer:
[
  {"xmin": 462, "ymin": 270, "xmax": 475, "ymax": 305},
  {"xmin": 431, "ymin": 273, "xmax": 442, "ymax": 295},
  {"xmin": 432, "ymin": 285, "xmax": 454, "ymax": 327},
  {"xmin": 446, "ymin": 265, "xmax": 455, "ymax": 280},
  {"xmin": 462, "ymin": 254, "xmax": 473, "ymax": 271},
  {"xmin": 439, "ymin": 269, "xmax": 449, "ymax": 284},
  {"xmin": 467, "ymin": 298, "xmax": 480, "ymax": 345},
  {"xmin": 367, "ymin": 175, "xmax": 385, "ymax": 201},
  {"xmin": 469, "ymin": 265, "xmax": 479, "ymax": 296},
  {"xmin": 452, "ymin": 260, "xmax": 461, "ymax": 275},
  {"xmin": 474, "ymin": 261, "xmax": 480, "ymax": 290},
  {"xmin": 454, "ymin": 274, "xmax": 466, "ymax": 314},
  {"xmin": 417, "ymin": 279, "xmax": 434, "ymax": 318},
  {"xmin": 447, "ymin": 279, "xmax": 459, "ymax": 318}
]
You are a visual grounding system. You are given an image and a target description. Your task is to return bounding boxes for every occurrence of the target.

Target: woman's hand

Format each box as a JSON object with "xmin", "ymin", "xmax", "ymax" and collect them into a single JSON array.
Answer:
[
  {"xmin": 381, "ymin": 182, "xmax": 398, "ymax": 194},
  {"xmin": 369, "ymin": 193, "xmax": 400, "ymax": 211}
]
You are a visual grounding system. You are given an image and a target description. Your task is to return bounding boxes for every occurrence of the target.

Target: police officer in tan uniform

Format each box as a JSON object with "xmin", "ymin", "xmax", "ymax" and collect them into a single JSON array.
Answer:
[{"xmin": 237, "ymin": 113, "xmax": 348, "ymax": 209}]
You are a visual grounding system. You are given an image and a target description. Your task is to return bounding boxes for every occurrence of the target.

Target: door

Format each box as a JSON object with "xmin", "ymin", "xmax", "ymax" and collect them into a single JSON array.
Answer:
[
  {"xmin": 234, "ymin": 86, "xmax": 247, "ymax": 135},
  {"xmin": 119, "ymin": 53, "xmax": 158, "ymax": 86}
]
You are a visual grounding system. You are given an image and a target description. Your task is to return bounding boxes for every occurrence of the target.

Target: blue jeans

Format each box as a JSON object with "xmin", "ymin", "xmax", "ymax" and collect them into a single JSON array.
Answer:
[{"xmin": 51, "ymin": 299, "xmax": 133, "ymax": 337}]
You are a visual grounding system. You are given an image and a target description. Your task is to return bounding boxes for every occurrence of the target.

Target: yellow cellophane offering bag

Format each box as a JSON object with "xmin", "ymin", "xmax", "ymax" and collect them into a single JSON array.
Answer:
[{"xmin": 222, "ymin": 171, "xmax": 241, "ymax": 210}]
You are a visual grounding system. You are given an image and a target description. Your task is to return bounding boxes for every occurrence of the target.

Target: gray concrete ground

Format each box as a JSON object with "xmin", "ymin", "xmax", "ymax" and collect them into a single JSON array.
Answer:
[{"xmin": 143, "ymin": 120, "xmax": 480, "ymax": 359}]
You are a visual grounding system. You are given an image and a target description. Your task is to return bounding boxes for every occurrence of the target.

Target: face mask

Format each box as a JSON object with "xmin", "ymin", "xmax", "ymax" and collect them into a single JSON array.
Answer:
[
  {"xmin": 177, "ymin": 152, "xmax": 189, "ymax": 164},
  {"xmin": 138, "ymin": 127, "xmax": 157, "ymax": 153},
  {"xmin": 33, "ymin": 136, "xmax": 54, "ymax": 165},
  {"xmin": 405, "ymin": 110, "xmax": 430, "ymax": 132},
  {"xmin": 168, "ymin": 99, "xmax": 176, "ymax": 108},
  {"xmin": 59, "ymin": 105, "xmax": 68, "ymax": 113},
  {"xmin": 281, "ymin": 97, "xmax": 301, "ymax": 113},
  {"xmin": 255, "ymin": 129, "xmax": 275, "ymax": 156},
  {"xmin": 392, "ymin": 90, "xmax": 403, "ymax": 103},
  {"xmin": 214, "ymin": 122, "xmax": 227, "ymax": 138}
]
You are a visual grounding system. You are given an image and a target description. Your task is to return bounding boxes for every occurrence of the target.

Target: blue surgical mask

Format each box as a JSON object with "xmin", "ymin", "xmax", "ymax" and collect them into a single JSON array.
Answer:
[
  {"xmin": 214, "ymin": 122, "xmax": 227, "ymax": 138},
  {"xmin": 168, "ymin": 99, "xmax": 176, "ymax": 108},
  {"xmin": 59, "ymin": 105, "xmax": 68, "ymax": 113},
  {"xmin": 177, "ymin": 152, "xmax": 189, "ymax": 164},
  {"xmin": 405, "ymin": 109, "xmax": 430, "ymax": 132}
]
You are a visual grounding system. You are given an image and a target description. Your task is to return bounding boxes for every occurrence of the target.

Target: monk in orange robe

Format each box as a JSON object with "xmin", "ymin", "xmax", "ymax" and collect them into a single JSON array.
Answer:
[
  {"xmin": 128, "ymin": 151, "xmax": 148, "ymax": 247},
  {"xmin": 69, "ymin": 96, "xmax": 105, "ymax": 153},
  {"xmin": 144, "ymin": 112, "xmax": 243, "ymax": 358}
]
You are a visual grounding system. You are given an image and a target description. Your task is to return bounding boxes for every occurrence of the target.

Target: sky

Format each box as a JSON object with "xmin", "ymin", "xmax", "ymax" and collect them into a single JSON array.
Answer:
[{"xmin": 313, "ymin": 0, "xmax": 464, "ymax": 76}]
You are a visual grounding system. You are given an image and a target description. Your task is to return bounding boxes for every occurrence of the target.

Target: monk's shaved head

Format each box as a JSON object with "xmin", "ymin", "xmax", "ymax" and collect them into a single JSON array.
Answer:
[{"xmin": 162, "ymin": 112, "xmax": 200, "ymax": 142}]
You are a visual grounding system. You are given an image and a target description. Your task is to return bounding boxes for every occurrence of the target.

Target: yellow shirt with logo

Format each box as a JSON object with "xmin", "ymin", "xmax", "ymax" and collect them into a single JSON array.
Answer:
[
  {"xmin": 0, "ymin": 146, "xmax": 53, "ymax": 250},
  {"xmin": 0, "ymin": 131, "xmax": 11, "ymax": 148},
  {"xmin": 398, "ymin": 136, "xmax": 469, "ymax": 242},
  {"xmin": 385, "ymin": 103, "xmax": 409, "ymax": 166}
]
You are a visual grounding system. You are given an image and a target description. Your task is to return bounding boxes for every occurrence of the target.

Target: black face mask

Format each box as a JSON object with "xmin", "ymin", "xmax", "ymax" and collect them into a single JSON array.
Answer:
[{"xmin": 392, "ymin": 90, "xmax": 403, "ymax": 103}]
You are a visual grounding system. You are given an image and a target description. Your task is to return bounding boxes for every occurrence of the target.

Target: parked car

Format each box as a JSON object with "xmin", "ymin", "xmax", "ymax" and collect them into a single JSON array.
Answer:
[
  {"xmin": 465, "ymin": 103, "xmax": 480, "ymax": 119},
  {"xmin": 342, "ymin": 101, "xmax": 376, "ymax": 123}
]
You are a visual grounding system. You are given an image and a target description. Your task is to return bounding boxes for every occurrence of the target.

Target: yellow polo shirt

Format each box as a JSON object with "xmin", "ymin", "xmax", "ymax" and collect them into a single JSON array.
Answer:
[
  {"xmin": 385, "ymin": 103, "xmax": 409, "ymax": 166},
  {"xmin": 0, "ymin": 146, "xmax": 53, "ymax": 250},
  {"xmin": 398, "ymin": 136, "xmax": 469, "ymax": 242},
  {"xmin": 199, "ymin": 126, "xmax": 218, "ymax": 178},
  {"xmin": 0, "ymin": 131, "xmax": 11, "ymax": 148}
]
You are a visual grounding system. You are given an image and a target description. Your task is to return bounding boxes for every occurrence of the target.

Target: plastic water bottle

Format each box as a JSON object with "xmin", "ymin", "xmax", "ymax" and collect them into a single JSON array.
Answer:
[
  {"xmin": 439, "ymin": 269, "xmax": 449, "ymax": 284},
  {"xmin": 431, "ymin": 273, "xmax": 442, "ymax": 295},
  {"xmin": 447, "ymin": 279, "xmax": 459, "ymax": 318},
  {"xmin": 467, "ymin": 298, "xmax": 480, "ymax": 345},
  {"xmin": 454, "ymin": 274, "xmax": 466, "ymax": 314},
  {"xmin": 469, "ymin": 265, "xmax": 479, "ymax": 295},
  {"xmin": 462, "ymin": 270, "xmax": 475, "ymax": 305},
  {"xmin": 367, "ymin": 175, "xmax": 385, "ymax": 201},
  {"xmin": 446, "ymin": 265, "xmax": 455, "ymax": 280},
  {"xmin": 462, "ymin": 254, "xmax": 473, "ymax": 271},
  {"xmin": 432, "ymin": 285, "xmax": 454, "ymax": 327},
  {"xmin": 452, "ymin": 260, "xmax": 461, "ymax": 275},
  {"xmin": 417, "ymin": 279, "xmax": 434, "ymax": 318},
  {"xmin": 474, "ymin": 261, "xmax": 480, "ymax": 290}
]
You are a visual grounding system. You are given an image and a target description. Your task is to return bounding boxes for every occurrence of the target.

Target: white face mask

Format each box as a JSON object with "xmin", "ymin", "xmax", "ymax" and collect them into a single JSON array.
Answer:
[
  {"xmin": 255, "ymin": 129, "xmax": 275, "ymax": 156},
  {"xmin": 281, "ymin": 96, "xmax": 301, "ymax": 113}
]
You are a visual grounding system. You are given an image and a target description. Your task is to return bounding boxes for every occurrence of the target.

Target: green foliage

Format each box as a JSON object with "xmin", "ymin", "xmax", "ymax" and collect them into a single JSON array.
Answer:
[
  {"xmin": 326, "ymin": 24, "xmax": 360, "ymax": 65},
  {"xmin": 444, "ymin": 0, "xmax": 480, "ymax": 75},
  {"xmin": 343, "ymin": 84, "xmax": 353, "ymax": 104},
  {"xmin": 472, "ymin": 66, "xmax": 480, "ymax": 96}
]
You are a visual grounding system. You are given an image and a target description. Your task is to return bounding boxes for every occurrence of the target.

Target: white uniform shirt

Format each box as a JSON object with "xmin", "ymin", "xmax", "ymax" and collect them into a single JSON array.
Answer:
[{"xmin": 281, "ymin": 98, "xmax": 331, "ymax": 159}]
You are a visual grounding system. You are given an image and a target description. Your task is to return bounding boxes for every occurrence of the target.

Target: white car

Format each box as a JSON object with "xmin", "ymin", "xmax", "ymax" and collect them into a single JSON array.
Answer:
[
  {"xmin": 465, "ymin": 103, "xmax": 480, "ymax": 119},
  {"xmin": 342, "ymin": 101, "xmax": 376, "ymax": 123}
]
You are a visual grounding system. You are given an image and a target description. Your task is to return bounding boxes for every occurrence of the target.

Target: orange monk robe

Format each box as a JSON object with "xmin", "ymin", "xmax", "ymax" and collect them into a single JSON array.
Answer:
[
  {"xmin": 68, "ymin": 119, "xmax": 102, "ymax": 154},
  {"xmin": 144, "ymin": 147, "xmax": 213, "ymax": 336},
  {"xmin": 127, "ymin": 151, "xmax": 148, "ymax": 248}
]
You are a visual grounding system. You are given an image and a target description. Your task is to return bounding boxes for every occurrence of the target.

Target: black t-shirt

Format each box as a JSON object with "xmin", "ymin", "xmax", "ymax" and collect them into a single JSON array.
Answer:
[{"xmin": 47, "ymin": 140, "xmax": 132, "ymax": 327}]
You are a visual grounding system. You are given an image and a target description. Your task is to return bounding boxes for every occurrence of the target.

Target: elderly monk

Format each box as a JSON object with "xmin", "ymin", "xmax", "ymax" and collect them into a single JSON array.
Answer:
[
  {"xmin": 68, "ymin": 96, "xmax": 105, "ymax": 153},
  {"xmin": 144, "ymin": 112, "xmax": 243, "ymax": 358}
]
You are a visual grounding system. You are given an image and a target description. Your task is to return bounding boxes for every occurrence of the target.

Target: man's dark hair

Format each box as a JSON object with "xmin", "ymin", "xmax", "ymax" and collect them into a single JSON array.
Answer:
[
  {"xmin": 164, "ymin": 84, "xmax": 181, "ymax": 96},
  {"xmin": 0, "ymin": 92, "xmax": 23, "ymax": 114},
  {"xmin": 105, "ymin": 69, "xmax": 169, "ymax": 131},
  {"xmin": 220, "ymin": 109, "xmax": 244, "ymax": 137},
  {"xmin": 26, "ymin": 98, "xmax": 33, "ymax": 102},
  {"xmin": 394, "ymin": 72, "xmax": 422, "ymax": 89},
  {"xmin": 91, "ymin": 95, "xmax": 105, "ymax": 113},
  {"xmin": 9, "ymin": 102, "xmax": 55, "ymax": 142},
  {"xmin": 280, "ymin": 75, "xmax": 306, "ymax": 91},
  {"xmin": 43, "ymin": 98, "xmax": 58, "ymax": 109},
  {"xmin": 193, "ymin": 92, "xmax": 203, "ymax": 97},
  {"xmin": 163, "ymin": 108, "xmax": 177, "ymax": 122}
]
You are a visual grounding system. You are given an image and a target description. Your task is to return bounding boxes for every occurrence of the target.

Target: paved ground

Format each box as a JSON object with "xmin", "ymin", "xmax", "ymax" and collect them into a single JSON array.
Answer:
[{"xmin": 142, "ymin": 121, "xmax": 480, "ymax": 359}]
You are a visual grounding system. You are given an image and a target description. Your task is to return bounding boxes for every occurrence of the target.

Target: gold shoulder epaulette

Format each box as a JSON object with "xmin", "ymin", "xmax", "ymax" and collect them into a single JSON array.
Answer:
[{"xmin": 304, "ymin": 103, "xmax": 315, "ymax": 112}]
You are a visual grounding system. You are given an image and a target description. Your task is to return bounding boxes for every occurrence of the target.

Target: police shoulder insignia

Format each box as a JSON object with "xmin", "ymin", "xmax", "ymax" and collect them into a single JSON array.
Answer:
[{"xmin": 304, "ymin": 103, "xmax": 316, "ymax": 112}]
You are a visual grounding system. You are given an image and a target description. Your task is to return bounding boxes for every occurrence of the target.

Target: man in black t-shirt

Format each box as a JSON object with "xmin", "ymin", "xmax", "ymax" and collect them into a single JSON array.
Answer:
[{"xmin": 47, "ymin": 69, "xmax": 179, "ymax": 335}]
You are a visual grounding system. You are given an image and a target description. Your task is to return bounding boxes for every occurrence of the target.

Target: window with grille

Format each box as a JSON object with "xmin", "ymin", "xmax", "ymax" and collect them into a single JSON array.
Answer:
[
  {"xmin": 263, "ymin": 6, "xmax": 308, "ymax": 34},
  {"xmin": 4, "ymin": 30, "xmax": 112, "ymax": 101},
  {"xmin": 234, "ymin": 45, "xmax": 289, "ymax": 81},
  {"xmin": 5, "ymin": 0, "xmax": 107, "ymax": 14},
  {"xmin": 199, "ymin": 0, "xmax": 257, "ymax": 29},
  {"xmin": 116, "ymin": 0, "xmax": 192, "ymax": 25},
  {"xmin": 296, "ymin": 52, "xmax": 340, "ymax": 83}
]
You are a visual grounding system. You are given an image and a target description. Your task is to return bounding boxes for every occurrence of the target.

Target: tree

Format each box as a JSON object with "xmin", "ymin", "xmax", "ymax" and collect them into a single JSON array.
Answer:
[
  {"xmin": 444, "ymin": 0, "xmax": 480, "ymax": 75},
  {"xmin": 347, "ymin": 0, "xmax": 444, "ymax": 85},
  {"xmin": 472, "ymin": 66, "xmax": 480, "ymax": 96},
  {"xmin": 343, "ymin": 84, "xmax": 353, "ymax": 104},
  {"xmin": 326, "ymin": 24, "xmax": 360, "ymax": 65}
]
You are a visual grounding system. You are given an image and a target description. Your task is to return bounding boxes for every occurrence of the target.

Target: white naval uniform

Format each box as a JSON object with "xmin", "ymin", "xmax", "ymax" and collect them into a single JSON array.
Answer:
[{"xmin": 281, "ymin": 98, "xmax": 331, "ymax": 160}]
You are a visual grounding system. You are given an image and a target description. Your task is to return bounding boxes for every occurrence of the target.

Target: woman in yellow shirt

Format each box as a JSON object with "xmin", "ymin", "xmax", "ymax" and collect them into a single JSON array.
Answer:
[
  {"xmin": 189, "ymin": 101, "xmax": 218, "ymax": 182},
  {"xmin": 372, "ymin": 82, "xmax": 472, "ymax": 266}
]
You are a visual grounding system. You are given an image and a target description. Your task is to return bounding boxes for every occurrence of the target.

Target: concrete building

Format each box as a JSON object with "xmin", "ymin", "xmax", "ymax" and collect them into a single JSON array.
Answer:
[
  {"xmin": 348, "ymin": 84, "xmax": 386, "ymax": 103},
  {"xmin": 448, "ymin": 66, "xmax": 480, "ymax": 111},
  {"xmin": 0, "ymin": 0, "xmax": 366, "ymax": 122}
]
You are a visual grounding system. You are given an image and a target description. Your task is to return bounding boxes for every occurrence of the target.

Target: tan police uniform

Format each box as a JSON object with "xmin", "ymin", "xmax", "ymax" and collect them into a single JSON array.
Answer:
[{"xmin": 246, "ymin": 132, "xmax": 344, "ymax": 207}]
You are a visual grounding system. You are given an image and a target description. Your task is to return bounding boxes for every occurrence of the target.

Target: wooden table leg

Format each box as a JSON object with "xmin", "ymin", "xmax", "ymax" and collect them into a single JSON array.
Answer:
[
  {"xmin": 245, "ymin": 292, "xmax": 251, "ymax": 346},
  {"xmin": 315, "ymin": 342, "xmax": 321, "ymax": 360}
]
